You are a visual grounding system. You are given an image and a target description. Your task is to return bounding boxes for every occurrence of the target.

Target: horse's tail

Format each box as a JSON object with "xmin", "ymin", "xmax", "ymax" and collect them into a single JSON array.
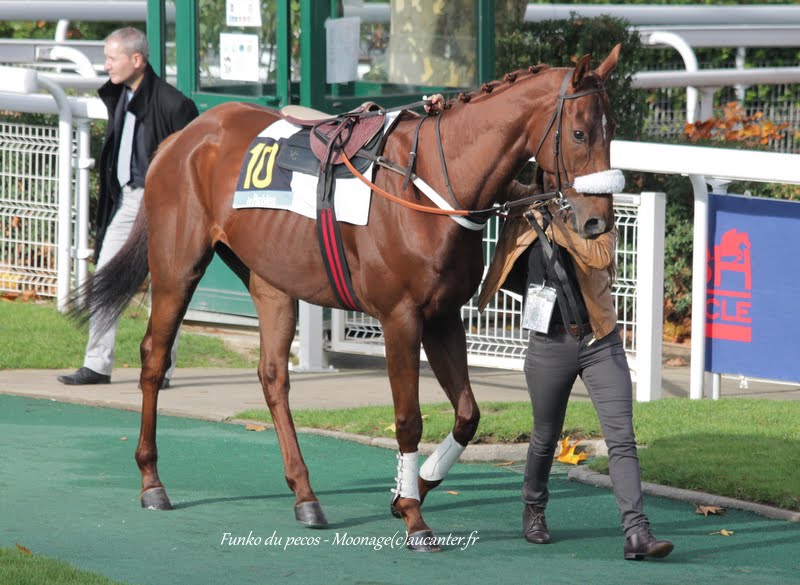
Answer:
[{"xmin": 68, "ymin": 206, "xmax": 150, "ymax": 333}]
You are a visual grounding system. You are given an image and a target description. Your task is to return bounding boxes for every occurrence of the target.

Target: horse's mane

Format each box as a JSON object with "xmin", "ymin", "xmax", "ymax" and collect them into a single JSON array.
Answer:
[
  {"xmin": 451, "ymin": 63, "xmax": 605, "ymax": 106},
  {"xmin": 451, "ymin": 65, "xmax": 550, "ymax": 105}
]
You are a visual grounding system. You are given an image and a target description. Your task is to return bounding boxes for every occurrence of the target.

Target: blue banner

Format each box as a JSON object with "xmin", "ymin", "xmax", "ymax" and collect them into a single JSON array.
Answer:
[{"xmin": 705, "ymin": 193, "xmax": 800, "ymax": 383}]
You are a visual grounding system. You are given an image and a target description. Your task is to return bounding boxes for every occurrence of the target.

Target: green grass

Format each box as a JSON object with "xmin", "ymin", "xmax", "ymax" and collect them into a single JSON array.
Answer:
[
  {"xmin": 0, "ymin": 299, "xmax": 258, "ymax": 370},
  {"xmin": 237, "ymin": 398, "xmax": 800, "ymax": 512},
  {"xmin": 0, "ymin": 547, "xmax": 132, "ymax": 585}
]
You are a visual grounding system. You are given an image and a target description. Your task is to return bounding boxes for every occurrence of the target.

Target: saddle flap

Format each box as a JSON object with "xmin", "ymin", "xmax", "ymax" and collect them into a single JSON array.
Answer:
[
  {"xmin": 309, "ymin": 103, "xmax": 385, "ymax": 166},
  {"xmin": 276, "ymin": 128, "xmax": 379, "ymax": 179}
]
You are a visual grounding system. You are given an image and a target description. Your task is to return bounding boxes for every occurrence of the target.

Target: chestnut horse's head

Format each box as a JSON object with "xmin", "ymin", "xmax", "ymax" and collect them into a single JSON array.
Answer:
[{"xmin": 533, "ymin": 44, "xmax": 623, "ymax": 238}]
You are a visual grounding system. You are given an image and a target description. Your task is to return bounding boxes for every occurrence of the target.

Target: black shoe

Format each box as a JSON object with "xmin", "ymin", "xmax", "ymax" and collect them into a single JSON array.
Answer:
[
  {"xmin": 137, "ymin": 379, "xmax": 171, "ymax": 390},
  {"xmin": 523, "ymin": 504, "xmax": 551, "ymax": 544},
  {"xmin": 624, "ymin": 526, "xmax": 674, "ymax": 560},
  {"xmin": 57, "ymin": 367, "xmax": 111, "ymax": 386}
]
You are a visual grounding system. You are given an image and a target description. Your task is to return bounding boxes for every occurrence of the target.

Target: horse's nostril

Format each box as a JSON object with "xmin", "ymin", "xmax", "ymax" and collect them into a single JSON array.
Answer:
[{"xmin": 583, "ymin": 218, "xmax": 606, "ymax": 236}]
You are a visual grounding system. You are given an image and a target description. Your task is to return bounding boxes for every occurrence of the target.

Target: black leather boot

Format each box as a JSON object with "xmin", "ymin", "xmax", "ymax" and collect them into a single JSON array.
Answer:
[
  {"xmin": 523, "ymin": 504, "xmax": 551, "ymax": 544},
  {"xmin": 57, "ymin": 367, "xmax": 111, "ymax": 385},
  {"xmin": 624, "ymin": 526, "xmax": 674, "ymax": 560}
]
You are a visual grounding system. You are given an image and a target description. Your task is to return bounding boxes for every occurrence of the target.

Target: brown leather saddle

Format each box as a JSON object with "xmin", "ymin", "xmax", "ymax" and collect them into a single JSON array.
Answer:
[{"xmin": 279, "ymin": 102, "xmax": 386, "ymax": 174}]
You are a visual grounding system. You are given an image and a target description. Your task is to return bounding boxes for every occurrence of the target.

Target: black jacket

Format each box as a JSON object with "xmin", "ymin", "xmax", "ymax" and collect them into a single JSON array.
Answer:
[{"xmin": 95, "ymin": 64, "xmax": 198, "ymax": 261}]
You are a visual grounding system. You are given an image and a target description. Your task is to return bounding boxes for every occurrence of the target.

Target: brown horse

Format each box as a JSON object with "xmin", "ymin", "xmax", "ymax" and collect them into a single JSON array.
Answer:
[{"xmin": 75, "ymin": 45, "xmax": 621, "ymax": 552}]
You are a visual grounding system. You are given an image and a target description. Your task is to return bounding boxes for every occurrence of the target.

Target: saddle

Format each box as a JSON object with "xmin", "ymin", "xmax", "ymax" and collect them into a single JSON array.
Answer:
[{"xmin": 277, "ymin": 102, "xmax": 386, "ymax": 177}]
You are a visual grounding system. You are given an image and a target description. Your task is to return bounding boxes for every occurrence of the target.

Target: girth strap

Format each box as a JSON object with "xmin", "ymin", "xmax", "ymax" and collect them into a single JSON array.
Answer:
[{"xmin": 315, "ymin": 124, "xmax": 363, "ymax": 312}]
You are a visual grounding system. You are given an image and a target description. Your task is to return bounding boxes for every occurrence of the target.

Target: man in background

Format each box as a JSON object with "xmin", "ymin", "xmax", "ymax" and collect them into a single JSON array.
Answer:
[{"xmin": 58, "ymin": 27, "xmax": 198, "ymax": 388}]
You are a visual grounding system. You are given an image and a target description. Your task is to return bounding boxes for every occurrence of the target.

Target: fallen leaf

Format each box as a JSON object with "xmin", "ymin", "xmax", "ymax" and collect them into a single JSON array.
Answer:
[
  {"xmin": 446, "ymin": 490, "xmax": 459, "ymax": 495},
  {"xmin": 556, "ymin": 436, "xmax": 588, "ymax": 465},
  {"xmin": 709, "ymin": 529, "xmax": 734, "ymax": 536},
  {"xmin": 665, "ymin": 357, "xmax": 686, "ymax": 367},
  {"xmin": 16, "ymin": 543, "xmax": 32, "ymax": 555},
  {"xmin": 494, "ymin": 461, "xmax": 516, "ymax": 467},
  {"xmin": 695, "ymin": 505, "xmax": 726, "ymax": 516},
  {"xmin": 20, "ymin": 289, "xmax": 38, "ymax": 302},
  {"xmin": 244, "ymin": 424, "xmax": 267, "ymax": 432},
  {"xmin": 11, "ymin": 216, "xmax": 21, "ymax": 229},
  {"xmin": 384, "ymin": 423, "xmax": 396, "ymax": 432}
]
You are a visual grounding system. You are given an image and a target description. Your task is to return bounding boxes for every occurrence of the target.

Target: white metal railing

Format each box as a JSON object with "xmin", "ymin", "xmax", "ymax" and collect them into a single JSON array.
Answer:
[
  {"xmin": 330, "ymin": 193, "xmax": 667, "ymax": 401},
  {"xmin": 635, "ymin": 29, "xmax": 800, "ymax": 126},
  {"xmin": 0, "ymin": 65, "xmax": 105, "ymax": 308}
]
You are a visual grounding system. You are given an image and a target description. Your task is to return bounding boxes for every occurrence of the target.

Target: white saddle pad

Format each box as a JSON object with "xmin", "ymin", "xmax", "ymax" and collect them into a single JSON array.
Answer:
[{"xmin": 232, "ymin": 114, "xmax": 397, "ymax": 226}]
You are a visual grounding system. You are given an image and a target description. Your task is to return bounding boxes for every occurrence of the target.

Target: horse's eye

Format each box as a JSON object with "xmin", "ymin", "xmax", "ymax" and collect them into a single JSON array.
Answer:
[{"xmin": 573, "ymin": 130, "xmax": 585, "ymax": 142}]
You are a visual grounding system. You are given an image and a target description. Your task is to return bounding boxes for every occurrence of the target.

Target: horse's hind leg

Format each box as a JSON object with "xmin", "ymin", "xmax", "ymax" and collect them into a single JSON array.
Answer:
[
  {"xmin": 137, "ymin": 236, "xmax": 214, "ymax": 510},
  {"xmin": 249, "ymin": 275, "xmax": 327, "ymax": 528},
  {"xmin": 417, "ymin": 310, "xmax": 481, "ymax": 505}
]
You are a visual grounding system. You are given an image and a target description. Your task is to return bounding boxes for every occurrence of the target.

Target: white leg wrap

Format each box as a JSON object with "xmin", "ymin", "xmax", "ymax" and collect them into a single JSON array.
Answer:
[
  {"xmin": 391, "ymin": 451, "xmax": 420, "ymax": 501},
  {"xmin": 419, "ymin": 432, "xmax": 466, "ymax": 482},
  {"xmin": 573, "ymin": 169, "xmax": 625, "ymax": 194}
]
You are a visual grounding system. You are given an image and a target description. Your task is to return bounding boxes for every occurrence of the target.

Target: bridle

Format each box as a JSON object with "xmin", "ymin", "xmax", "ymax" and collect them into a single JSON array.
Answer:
[
  {"xmin": 341, "ymin": 69, "xmax": 609, "ymax": 226},
  {"xmin": 531, "ymin": 72, "xmax": 607, "ymax": 202}
]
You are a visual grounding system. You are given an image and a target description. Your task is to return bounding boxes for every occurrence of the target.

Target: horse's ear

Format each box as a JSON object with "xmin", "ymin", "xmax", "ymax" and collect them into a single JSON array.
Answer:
[
  {"xmin": 571, "ymin": 54, "xmax": 591, "ymax": 88},
  {"xmin": 594, "ymin": 44, "xmax": 621, "ymax": 82}
]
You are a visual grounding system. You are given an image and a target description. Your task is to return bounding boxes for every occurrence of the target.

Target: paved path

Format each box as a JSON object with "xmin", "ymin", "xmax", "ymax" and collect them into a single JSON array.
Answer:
[{"xmin": 2, "ymin": 341, "xmax": 798, "ymax": 424}]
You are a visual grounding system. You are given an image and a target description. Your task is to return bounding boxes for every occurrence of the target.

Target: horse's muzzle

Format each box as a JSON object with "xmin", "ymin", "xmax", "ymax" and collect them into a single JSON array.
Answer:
[
  {"xmin": 581, "ymin": 216, "xmax": 607, "ymax": 237},
  {"xmin": 564, "ymin": 210, "xmax": 607, "ymax": 238}
]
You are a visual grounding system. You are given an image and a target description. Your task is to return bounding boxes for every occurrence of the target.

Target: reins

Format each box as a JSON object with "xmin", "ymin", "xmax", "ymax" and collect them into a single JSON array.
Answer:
[{"xmin": 341, "ymin": 151, "xmax": 559, "ymax": 219}]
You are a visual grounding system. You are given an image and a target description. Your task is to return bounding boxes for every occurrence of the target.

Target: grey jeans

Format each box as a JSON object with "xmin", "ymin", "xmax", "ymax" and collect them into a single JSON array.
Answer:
[
  {"xmin": 84, "ymin": 185, "xmax": 178, "ymax": 378},
  {"xmin": 522, "ymin": 327, "xmax": 648, "ymax": 536}
]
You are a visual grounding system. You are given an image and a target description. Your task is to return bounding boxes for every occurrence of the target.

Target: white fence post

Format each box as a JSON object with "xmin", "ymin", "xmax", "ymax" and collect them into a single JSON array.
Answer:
[
  {"xmin": 635, "ymin": 191, "xmax": 666, "ymax": 401},
  {"xmin": 688, "ymin": 175, "xmax": 709, "ymax": 399},
  {"xmin": 75, "ymin": 119, "xmax": 93, "ymax": 289},
  {"xmin": 297, "ymin": 301, "xmax": 327, "ymax": 371},
  {"xmin": 33, "ymin": 75, "xmax": 73, "ymax": 311}
]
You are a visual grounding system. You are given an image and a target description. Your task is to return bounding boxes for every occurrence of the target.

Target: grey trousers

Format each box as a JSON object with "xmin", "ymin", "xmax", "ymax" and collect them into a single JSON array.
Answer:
[
  {"xmin": 84, "ymin": 185, "xmax": 178, "ymax": 378},
  {"xmin": 522, "ymin": 327, "xmax": 648, "ymax": 536}
]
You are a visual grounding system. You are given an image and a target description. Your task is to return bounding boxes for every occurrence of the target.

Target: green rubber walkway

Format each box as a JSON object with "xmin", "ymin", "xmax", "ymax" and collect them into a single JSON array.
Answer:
[{"xmin": 1, "ymin": 394, "xmax": 798, "ymax": 585}]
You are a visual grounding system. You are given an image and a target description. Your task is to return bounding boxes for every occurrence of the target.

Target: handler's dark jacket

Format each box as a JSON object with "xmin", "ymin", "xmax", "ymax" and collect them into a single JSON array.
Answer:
[{"xmin": 95, "ymin": 63, "xmax": 198, "ymax": 261}]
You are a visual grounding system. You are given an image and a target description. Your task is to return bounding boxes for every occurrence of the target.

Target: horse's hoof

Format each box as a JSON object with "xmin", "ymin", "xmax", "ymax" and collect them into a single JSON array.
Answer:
[
  {"xmin": 406, "ymin": 529, "xmax": 442, "ymax": 553},
  {"xmin": 390, "ymin": 494, "xmax": 401, "ymax": 518},
  {"xmin": 294, "ymin": 501, "xmax": 328, "ymax": 528},
  {"xmin": 140, "ymin": 487, "xmax": 172, "ymax": 510}
]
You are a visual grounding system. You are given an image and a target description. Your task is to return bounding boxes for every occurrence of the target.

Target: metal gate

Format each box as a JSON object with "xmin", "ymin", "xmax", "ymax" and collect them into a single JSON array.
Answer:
[
  {"xmin": 331, "ymin": 195, "xmax": 644, "ymax": 369},
  {"xmin": 0, "ymin": 121, "xmax": 70, "ymax": 297}
]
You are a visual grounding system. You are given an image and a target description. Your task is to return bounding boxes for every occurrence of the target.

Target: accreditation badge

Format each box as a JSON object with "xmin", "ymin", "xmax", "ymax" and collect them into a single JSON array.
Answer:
[{"xmin": 522, "ymin": 283, "xmax": 557, "ymax": 333}]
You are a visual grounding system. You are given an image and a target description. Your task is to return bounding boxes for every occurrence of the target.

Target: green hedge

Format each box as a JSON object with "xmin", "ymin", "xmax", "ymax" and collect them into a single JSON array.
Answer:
[{"xmin": 495, "ymin": 14, "xmax": 648, "ymax": 140}]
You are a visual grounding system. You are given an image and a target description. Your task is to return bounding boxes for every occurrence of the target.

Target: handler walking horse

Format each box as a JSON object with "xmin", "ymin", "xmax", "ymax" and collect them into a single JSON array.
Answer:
[{"xmin": 74, "ymin": 45, "xmax": 622, "ymax": 551}]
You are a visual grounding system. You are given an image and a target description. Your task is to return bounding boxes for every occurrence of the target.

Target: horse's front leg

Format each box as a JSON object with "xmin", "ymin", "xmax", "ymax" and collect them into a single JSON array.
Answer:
[
  {"xmin": 382, "ymin": 312, "xmax": 441, "ymax": 552},
  {"xmin": 250, "ymin": 275, "xmax": 327, "ymax": 528},
  {"xmin": 418, "ymin": 310, "xmax": 480, "ymax": 505}
]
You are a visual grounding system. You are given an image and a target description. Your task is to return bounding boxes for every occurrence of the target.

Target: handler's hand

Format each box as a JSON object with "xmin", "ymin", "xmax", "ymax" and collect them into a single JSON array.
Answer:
[
  {"xmin": 423, "ymin": 94, "xmax": 446, "ymax": 114},
  {"xmin": 525, "ymin": 207, "xmax": 547, "ymax": 230}
]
